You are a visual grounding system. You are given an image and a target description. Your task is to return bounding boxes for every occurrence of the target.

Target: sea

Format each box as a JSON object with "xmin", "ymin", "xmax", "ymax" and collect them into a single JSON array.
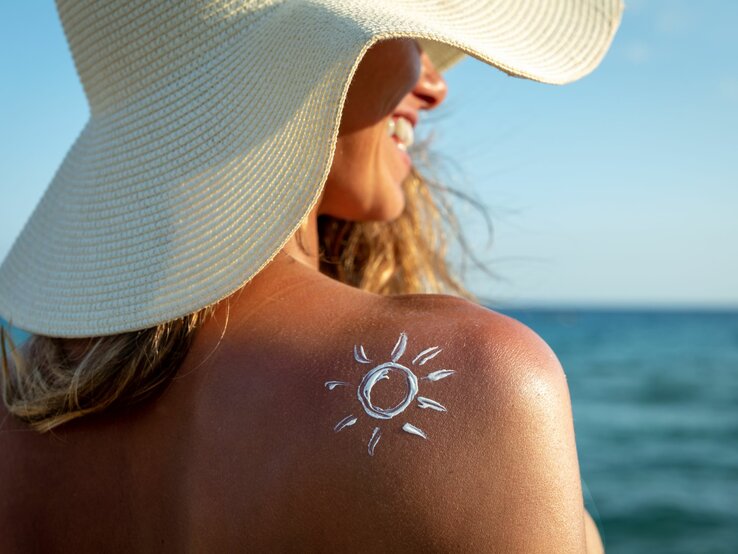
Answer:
[
  {"xmin": 2, "ymin": 309, "xmax": 737, "ymax": 553},
  {"xmin": 501, "ymin": 308, "xmax": 738, "ymax": 554}
]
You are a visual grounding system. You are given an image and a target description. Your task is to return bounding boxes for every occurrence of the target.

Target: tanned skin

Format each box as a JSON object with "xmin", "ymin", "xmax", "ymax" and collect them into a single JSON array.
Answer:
[{"xmin": 0, "ymin": 39, "xmax": 602, "ymax": 552}]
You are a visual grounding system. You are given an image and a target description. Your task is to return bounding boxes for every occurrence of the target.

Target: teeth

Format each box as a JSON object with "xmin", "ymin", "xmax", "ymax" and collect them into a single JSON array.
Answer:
[
  {"xmin": 395, "ymin": 117, "xmax": 414, "ymax": 147},
  {"xmin": 387, "ymin": 116, "xmax": 414, "ymax": 149}
]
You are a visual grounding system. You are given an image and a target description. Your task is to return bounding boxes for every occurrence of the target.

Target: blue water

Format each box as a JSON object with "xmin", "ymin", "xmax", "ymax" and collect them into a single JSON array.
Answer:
[
  {"xmin": 503, "ymin": 309, "xmax": 738, "ymax": 554},
  {"xmin": 3, "ymin": 310, "xmax": 737, "ymax": 551}
]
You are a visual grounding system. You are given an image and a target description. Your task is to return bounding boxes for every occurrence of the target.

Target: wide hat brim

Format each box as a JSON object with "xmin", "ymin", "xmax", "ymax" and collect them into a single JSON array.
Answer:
[{"xmin": 0, "ymin": 0, "xmax": 623, "ymax": 337}]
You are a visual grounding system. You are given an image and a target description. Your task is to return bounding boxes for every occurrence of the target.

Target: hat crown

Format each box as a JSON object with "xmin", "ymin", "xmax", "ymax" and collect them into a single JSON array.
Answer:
[{"xmin": 55, "ymin": 0, "xmax": 278, "ymax": 116}]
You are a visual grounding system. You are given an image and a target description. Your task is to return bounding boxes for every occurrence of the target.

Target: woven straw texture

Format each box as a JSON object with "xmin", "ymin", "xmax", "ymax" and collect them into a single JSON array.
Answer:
[{"xmin": 0, "ymin": 0, "xmax": 623, "ymax": 337}]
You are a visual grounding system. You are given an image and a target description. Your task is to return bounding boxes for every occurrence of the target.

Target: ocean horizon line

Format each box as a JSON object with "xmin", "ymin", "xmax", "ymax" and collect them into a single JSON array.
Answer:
[{"xmin": 485, "ymin": 302, "xmax": 738, "ymax": 314}]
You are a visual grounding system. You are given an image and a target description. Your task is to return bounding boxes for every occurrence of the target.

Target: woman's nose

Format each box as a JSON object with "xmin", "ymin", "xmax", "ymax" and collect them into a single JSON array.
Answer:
[{"xmin": 413, "ymin": 54, "xmax": 448, "ymax": 110}]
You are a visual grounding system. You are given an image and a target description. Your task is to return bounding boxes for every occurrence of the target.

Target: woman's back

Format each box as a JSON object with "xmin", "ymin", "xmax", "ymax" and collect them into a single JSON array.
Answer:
[{"xmin": 0, "ymin": 255, "xmax": 587, "ymax": 552}]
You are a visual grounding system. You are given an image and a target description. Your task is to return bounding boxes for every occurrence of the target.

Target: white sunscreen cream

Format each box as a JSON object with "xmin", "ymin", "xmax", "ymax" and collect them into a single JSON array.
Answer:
[{"xmin": 325, "ymin": 332, "xmax": 456, "ymax": 456}]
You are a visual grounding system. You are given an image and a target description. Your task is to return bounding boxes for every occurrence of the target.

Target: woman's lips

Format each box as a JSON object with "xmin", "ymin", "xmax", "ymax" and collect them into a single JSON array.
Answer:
[
  {"xmin": 392, "ymin": 109, "xmax": 418, "ymax": 128},
  {"xmin": 389, "ymin": 133, "xmax": 411, "ymax": 167}
]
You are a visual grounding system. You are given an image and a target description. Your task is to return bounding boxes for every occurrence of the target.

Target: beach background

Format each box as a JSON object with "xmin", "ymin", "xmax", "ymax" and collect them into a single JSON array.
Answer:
[
  {"xmin": 505, "ymin": 308, "xmax": 738, "ymax": 553},
  {"xmin": 2, "ymin": 2, "xmax": 737, "ymax": 553}
]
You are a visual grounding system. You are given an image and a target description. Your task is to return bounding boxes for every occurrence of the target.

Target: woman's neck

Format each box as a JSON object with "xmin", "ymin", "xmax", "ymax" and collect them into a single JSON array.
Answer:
[{"xmin": 279, "ymin": 204, "xmax": 320, "ymax": 271}]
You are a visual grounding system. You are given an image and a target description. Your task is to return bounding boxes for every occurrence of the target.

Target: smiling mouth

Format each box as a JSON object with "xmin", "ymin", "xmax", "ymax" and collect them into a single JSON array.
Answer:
[
  {"xmin": 387, "ymin": 132, "xmax": 411, "ymax": 170},
  {"xmin": 387, "ymin": 116, "xmax": 414, "ymax": 152}
]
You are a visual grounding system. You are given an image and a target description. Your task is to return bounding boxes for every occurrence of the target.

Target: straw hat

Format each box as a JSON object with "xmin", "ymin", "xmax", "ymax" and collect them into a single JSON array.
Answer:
[{"xmin": 0, "ymin": 0, "xmax": 623, "ymax": 337}]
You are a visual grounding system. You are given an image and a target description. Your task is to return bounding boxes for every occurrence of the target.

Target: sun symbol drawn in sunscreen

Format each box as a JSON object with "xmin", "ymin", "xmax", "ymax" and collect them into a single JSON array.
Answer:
[{"xmin": 325, "ymin": 332, "xmax": 455, "ymax": 456}]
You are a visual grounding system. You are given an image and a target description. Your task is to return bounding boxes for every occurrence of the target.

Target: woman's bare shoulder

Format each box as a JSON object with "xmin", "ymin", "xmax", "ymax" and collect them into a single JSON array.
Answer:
[
  {"xmin": 200, "ymin": 290, "xmax": 587, "ymax": 551},
  {"xmin": 384, "ymin": 291, "xmax": 566, "ymax": 384},
  {"xmin": 362, "ymin": 293, "xmax": 587, "ymax": 550}
]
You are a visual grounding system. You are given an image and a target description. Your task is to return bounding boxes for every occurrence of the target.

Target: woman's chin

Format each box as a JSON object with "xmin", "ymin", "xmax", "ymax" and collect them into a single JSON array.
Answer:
[
  {"xmin": 317, "ymin": 170, "xmax": 407, "ymax": 222},
  {"xmin": 318, "ymin": 193, "xmax": 404, "ymax": 222},
  {"xmin": 365, "ymin": 181, "xmax": 406, "ymax": 221},
  {"xmin": 368, "ymin": 202, "xmax": 404, "ymax": 222}
]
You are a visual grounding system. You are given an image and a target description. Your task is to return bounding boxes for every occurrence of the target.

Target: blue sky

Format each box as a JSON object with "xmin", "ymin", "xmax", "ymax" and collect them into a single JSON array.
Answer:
[{"xmin": 1, "ymin": 2, "xmax": 736, "ymax": 308}]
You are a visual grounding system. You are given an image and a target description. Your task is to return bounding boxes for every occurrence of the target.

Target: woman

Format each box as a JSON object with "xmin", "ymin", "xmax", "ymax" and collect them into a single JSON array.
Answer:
[{"xmin": 1, "ymin": 1, "xmax": 621, "ymax": 551}]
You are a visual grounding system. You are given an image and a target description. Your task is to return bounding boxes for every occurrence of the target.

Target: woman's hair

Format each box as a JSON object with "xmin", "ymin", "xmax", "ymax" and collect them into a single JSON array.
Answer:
[
  {"xmin": 1, "ymin": 308, "xmax": 215, "ymax": 432},
  {"xmin": 2, "ymin": 146, "xmax": 493, "ymax": 433},
  {"xmin": 318, "ymin": 166, "xmax": 473, "ymax": 297}
]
